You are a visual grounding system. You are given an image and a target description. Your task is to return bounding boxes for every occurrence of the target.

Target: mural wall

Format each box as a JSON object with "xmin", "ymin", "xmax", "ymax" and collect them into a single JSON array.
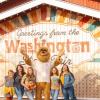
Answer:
[{"xmin": 0, "ymin": 5, "xmax": 100, "ymax": 98}]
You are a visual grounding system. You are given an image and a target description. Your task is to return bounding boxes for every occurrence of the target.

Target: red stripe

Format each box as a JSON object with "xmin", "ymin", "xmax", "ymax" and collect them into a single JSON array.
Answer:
[
  {"xmin": 30, "ymin": 10, "xmax": 38, "ymax": 23},
  {"xmin": 41, "ymin": 6, "xmax": 47, "ymax": 21},
  {"xmin": 3, "ymin": 21, "xmax": 14, "ymax": 32},
  {"xmin": 78, "ymin": 16, "xmax": 90, "ymax": 27},
  {"xmin": 0, "ymin": 27, "xmax": 6, "ymax": 35}
]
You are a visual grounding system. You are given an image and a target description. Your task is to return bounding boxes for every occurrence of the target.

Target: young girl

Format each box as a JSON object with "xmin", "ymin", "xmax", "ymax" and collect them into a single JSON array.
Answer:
[
  {"xmin": 50, "ymin": 67, "xmax": 60, "ymax": 100},
  {"xmin": 60, "ymin": 64, "xmax": 76, "ymax": 100},
  {"xmin": 21, "ymin": 67, "xmax": 36, "ymax": 100},
  {"xmin": 0, "ymin": 70, "xmax": 15, "ymax": 100}
]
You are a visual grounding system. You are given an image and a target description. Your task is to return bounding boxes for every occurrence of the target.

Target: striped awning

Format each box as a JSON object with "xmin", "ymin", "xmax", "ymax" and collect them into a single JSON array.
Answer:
[{"xmin": 0, "ymin": 5, "xmax": 100, "ymax": 41}]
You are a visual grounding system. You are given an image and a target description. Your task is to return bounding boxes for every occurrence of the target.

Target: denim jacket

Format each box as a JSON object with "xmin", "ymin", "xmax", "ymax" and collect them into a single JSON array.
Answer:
[{"xmin": 63, "ymin": 73, "xmax": 75, "ymax": 88}]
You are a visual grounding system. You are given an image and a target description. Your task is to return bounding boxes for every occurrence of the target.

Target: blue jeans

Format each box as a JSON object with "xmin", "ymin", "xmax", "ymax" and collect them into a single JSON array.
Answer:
[
  {"xmin": 51, "ymin": 89, "xmax": 59, "ymax": 100},
  {"xmin": 25, "ymin": 89, "xmax": 34, "ymax": 100},
  {"xmin": 15, "ymin": 87, "xmax": 24, "ymax": 100},
  {"xmin": 62, "ymin": 86, "xmax": 76, "ymax": 100}
]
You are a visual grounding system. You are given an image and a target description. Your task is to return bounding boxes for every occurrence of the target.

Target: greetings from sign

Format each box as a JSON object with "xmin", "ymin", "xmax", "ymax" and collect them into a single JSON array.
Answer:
[{"xmin": 0, "ymin": 23, "xmax": 99, "ymax": 65}]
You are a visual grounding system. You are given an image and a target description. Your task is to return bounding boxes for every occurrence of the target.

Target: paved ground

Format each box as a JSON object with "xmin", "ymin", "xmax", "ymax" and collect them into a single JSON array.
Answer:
[
  {"xmin": 0, "ymin": 98, "xmax": 100, "ymax": 100},
  {"xmin": 0, "ymin": 98, "xmax": 62, "ymax": 100},
  {"xmin": 0, "ymin": 98, "xmax": 97, "ymax": 100},
  {"xmin": 0, "ymin": 98, "xmax": 59, "ymax": 100},
  {"xmin": 0, "ymin": 98, "xmax": 63, "ymax": 100}
]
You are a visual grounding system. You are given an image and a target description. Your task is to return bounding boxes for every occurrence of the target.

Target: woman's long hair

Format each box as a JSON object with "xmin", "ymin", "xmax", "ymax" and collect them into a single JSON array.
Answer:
[
  {"xmin": 26, "ymin": 67, "xmax": 35, "ymax": 78},
  {"xmin": 16, "ymin": 64, "xmax": 25, "ymax": 76},
  {"xmin": 50, "ymin": 67, "xmax": 59, "ymax": 76},
  {"xmin": 60, "ymin": 64, "xmax": 75, "ymax": 80}
]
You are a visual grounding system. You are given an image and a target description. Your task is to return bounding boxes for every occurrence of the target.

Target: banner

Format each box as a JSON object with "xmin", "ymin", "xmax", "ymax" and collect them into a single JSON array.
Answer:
[{"xmin": 0, "ymin": 23, "xmax": 99, "ymax": 64}]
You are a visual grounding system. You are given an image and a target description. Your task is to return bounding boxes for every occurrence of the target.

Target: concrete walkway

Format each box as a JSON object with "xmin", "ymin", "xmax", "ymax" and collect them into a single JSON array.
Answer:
[{"xmin": 0, "ymin": 98, "xmax": 100, "ymax": 100}]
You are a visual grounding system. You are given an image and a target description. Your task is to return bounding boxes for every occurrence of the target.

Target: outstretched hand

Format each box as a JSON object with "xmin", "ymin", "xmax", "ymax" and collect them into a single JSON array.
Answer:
[
  {"xmin": 58, "ymin": 49, "xmax": 65, "ymax": 57},
  {"xmin": 20, "ymin": 47, "xmax": 32, "ymax": 66},
  {"xmin": 53, "ymin": 50, "xmax": 64, "ymax": 67},
  {"xmin": 20, "ymin": 47, "xmax": 27, "ymax": 56}
]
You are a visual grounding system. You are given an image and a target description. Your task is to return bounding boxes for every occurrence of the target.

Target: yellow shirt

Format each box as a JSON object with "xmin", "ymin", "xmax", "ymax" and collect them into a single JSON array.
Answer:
[{"xmin": 60, "ymin": 75, "xmax": 64, "ymax": 85}]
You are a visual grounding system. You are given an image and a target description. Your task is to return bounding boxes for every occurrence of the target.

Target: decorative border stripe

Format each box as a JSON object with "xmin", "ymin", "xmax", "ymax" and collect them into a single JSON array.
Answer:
[
  {"xmin": 21, "ymin": 14, "xmax": 30, "ymax": 25},
  {"xmin": 50, "ymin": 8, "xmax": 56, "ymax": 22},
  {"xmin": 0, "ymin": 6, "xmax": 99, "ymax": 41},
  {"xmin": 41, "ymin": 6, "xmax": 47, "ymax": 21},
  {"xmin": 78, "ymin": 16, "xmax": 90, "ymax": 27},
  {"xmin": 0, "ymin": 27, "xmax": 6, "ymax": 35}
]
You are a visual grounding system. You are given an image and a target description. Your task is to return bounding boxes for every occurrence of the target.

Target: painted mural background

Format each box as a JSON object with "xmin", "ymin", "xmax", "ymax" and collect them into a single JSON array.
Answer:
[{"xmin": 0, "ymin": 6, "xmax": 100, "ymax": 98}]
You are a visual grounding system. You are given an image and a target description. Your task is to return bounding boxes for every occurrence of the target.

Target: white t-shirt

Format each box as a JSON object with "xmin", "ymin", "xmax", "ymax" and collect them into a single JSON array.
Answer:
[{"xmin": 32, "ymin": 59, "xmax": 53, "ymax": 83}]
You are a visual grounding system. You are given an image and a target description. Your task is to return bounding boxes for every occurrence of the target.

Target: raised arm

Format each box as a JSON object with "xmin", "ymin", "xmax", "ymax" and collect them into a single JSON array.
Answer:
[
  {"xmin": 53, "ymin": 50, "xmax": 64, "ymax": 67},
  {"xmin": 20, "ymin": 48, "xmax": 32, "ymax": 66}
]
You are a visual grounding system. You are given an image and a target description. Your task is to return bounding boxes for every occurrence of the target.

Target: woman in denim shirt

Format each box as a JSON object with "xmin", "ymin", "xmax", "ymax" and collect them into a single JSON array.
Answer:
[{"xmin": 60, "ymin": 64, "xmax": 76, "ymax": 100}]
